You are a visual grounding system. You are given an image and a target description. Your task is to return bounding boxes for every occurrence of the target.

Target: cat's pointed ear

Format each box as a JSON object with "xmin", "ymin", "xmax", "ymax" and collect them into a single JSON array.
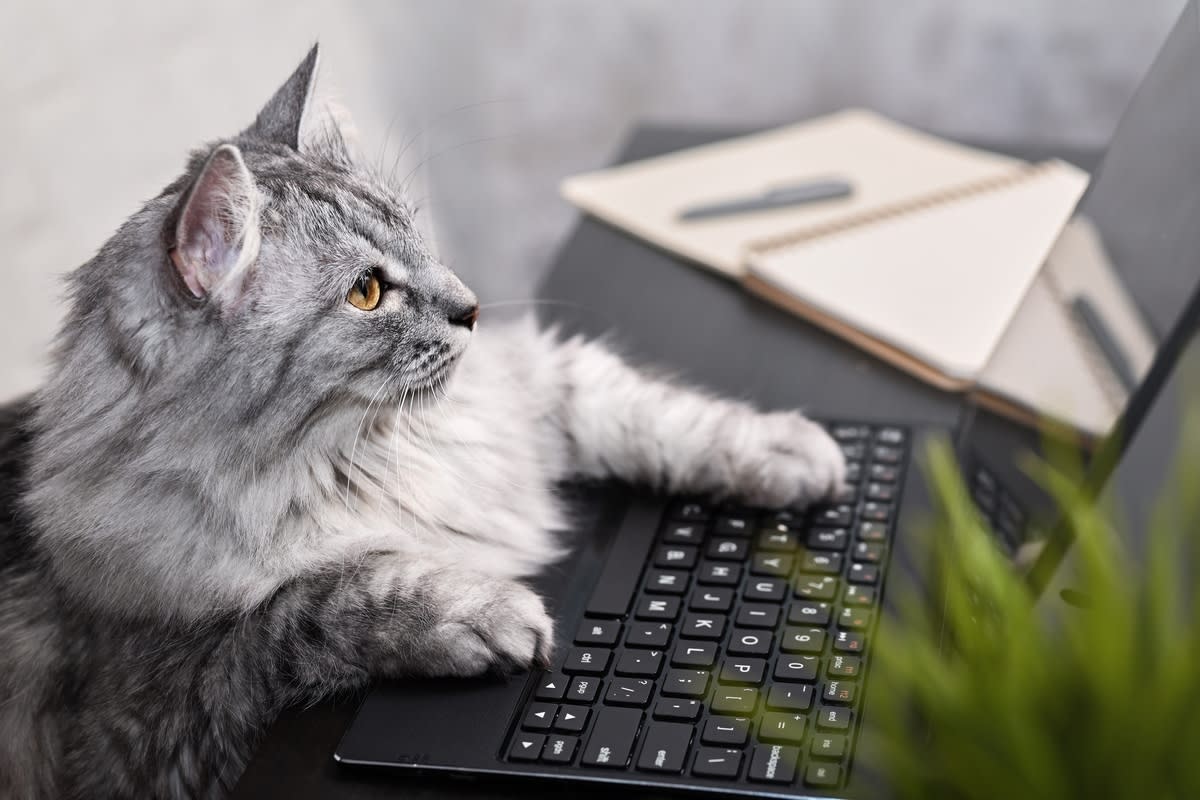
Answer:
[
  {"xmin": 244, "ymin": 44, "xmax": 319, "ymax": 150},
  {"xmin": 170, "ymin": 144, "xmax": 260, "ymax": 303}
]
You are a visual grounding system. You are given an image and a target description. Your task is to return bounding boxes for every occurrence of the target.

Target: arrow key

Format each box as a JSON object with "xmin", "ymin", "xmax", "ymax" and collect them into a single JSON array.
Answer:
[
  {"xmin": 534, "ymin": 672, "xmax": 567, "ymax": 702},
  {"xmin": 522, "ymin": 702, "xmax": 557, "ymax": 731},
  {"xmin": 554, "ymin": 707, "xmax": 589, "ymax": 734},
  {"xmin": 508, "ymin": 732, "xmax": 545, "ymax": 762}
]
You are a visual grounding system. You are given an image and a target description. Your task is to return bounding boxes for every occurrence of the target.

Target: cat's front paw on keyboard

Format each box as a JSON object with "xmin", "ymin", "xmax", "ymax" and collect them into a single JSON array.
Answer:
[
  {"xmin": 415, "ymin": 576, "xmax": 555, "ymax": 677},
  {"xmin": 726, "ymin": 411, "xmax": 846, "ymax": 508}
]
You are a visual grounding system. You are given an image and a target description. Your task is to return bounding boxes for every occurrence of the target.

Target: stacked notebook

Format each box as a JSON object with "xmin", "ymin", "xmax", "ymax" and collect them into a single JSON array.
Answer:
[{"xmin": 561, "ymin": 109, "xmax": 1155, "ymax": 437}]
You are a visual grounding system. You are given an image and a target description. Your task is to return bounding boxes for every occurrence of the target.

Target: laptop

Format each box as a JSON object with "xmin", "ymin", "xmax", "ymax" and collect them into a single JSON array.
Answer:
[{"xmin": 334, "ymin": 3, "xmax": 1200, "ymax": 796}]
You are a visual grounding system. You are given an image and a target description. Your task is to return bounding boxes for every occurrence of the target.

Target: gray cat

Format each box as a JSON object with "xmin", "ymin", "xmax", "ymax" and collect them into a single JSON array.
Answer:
[{"xmin": 0, "ymin": 47, "xmax": 845, "ymax": 799}]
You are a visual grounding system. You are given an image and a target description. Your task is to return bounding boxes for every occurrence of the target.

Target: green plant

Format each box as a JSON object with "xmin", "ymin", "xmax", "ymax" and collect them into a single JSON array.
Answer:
[{"xmin": 868, "ymin": 405, "xmax": 1200, "ymax": 800}]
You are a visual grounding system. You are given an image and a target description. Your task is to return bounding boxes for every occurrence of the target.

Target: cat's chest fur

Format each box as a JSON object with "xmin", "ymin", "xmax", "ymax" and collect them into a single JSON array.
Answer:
[{"xmin": 327, "ymin": 321, "xmax": 572, "ymax": 579}]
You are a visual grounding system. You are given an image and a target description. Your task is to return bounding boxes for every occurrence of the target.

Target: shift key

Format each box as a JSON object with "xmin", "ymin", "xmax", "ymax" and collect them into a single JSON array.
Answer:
[{"xmin": 581, "ymin": 707, "xmax": 643, "ymax": 768}]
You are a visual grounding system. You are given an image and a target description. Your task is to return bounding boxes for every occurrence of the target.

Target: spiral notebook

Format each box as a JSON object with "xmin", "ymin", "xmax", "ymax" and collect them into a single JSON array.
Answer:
[{"xmin": 562, "ymin": 110, "xmax": 1155, "ymax": 435}]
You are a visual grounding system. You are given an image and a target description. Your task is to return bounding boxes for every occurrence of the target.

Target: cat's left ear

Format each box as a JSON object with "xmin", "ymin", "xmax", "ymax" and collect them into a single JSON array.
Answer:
[{"xmin": 243, "ymin": 44, "xmax": 320, "ymax": 150}]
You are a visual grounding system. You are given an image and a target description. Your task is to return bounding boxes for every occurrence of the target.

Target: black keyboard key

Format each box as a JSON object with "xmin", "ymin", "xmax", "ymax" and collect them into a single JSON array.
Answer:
[
  {"xmin": 554, "ymin": 707, "xmax": 589, "ymax": 733},
  {"xmin": 858, "ymin": 521, "xmax": 888, "ymax": 542},
  {"xmin": 662, "ymin": 669, "xmax": 710, "ymax": 698},
  {"xmin": 680, "ymin": 613, "xmax": 725, "ymax": 640},
  {"xmin": 509, "ymin": 733, "xmax": 544, "ymax": 762},
  {"xmin": 767, "ymin": 683, "xmax": 814, "ymax": 711},
  {"xmin": 522, "ymin": 703, "xmax": 557, "ymax": 731},
  {"xmin": 713, "ymin": 514, "xmax": 753, "ymax": 537},
  {"xmin": 615, "ymin": 649, "xmax": 664, "ymax": 677},
  {"xmin": 736, "ymin": 604, "xmax": 780, "ymax": 629},
  {"xmin": 775, "ymin": 656, "xmax": 819, "ymax": 682},
  {"xmin": 766, "ymin": 509, "xmax": 805, "ymax": 529},
  {"xmin": 604, "ymin": 678, "xmax": 654, "ymax": 707},
  {"xmin": 759, "ymin": 712, "xmax": 806, "ymax": 744},
  {"xmin": 653, "ymin": 698, "xmax": 702, "ymax": 722},
  {"xmin": 672, "ymin": 641, "xmax": 718, "ymax": 668},
  {"xmin": 848, "ymin": 562, "xmax": 879, "ymax": 585},
  {"xmin": 838, "ymin": 606, "xmax": 873, "ymax": 629},
  {"xmin": 706, "ymin": 538, "xmax": 749, "ymax": 561},
  {"xmin": 744, "ymin": 578, "xmax": 787, "ymax": 603},
  {"xmin": 692, "ymin": 747, "xmax": 742, "ymax": 779},
  {"xmin": 781, "ymin": 627, "xmax": 826, "ymax": 654},
  {"xmin": 645, "ymin": 569, "xmax": 689, "ymax": 595},
  {"xmin": 542, "ymin": 734, "xmax": 578, "ymax": 764},
  {"xmin": 662, "ymin": 522, "xmax": 705, "ymax": 544},
  {"xmin": 813, "ymin": 504, "xmax": 854, "ymax": 527},
  {"xmin": 811, "ymin": 733, "xmax": 847, "ymax": 759},
  {"xmin": 581, "ymin": 707, "xmax": 642, "ymax": 768},
  {"xmin": 702, "ymin": 717, "xmax": 750, "ymax": 746},
  {"xmin": 844, "ymin": 585, "xmax": 876, "ymax": 606},
  {"xmin": 575, "ymin": 620, "xmax": 620, "ymax": 646},
  {"xmin": 727, "ymin": 629, "xmax": 773, "ymax": 657},
  {"xmin": 833, "ymin": 630, "xmax": 866, "ymax": 654},
  {"xmin": 696, "ymin": 561, "xmax": 741, "ymax": 586},
  {"xmin": 690, "ymin": 587, "xmax": 735, "ymax": 612},
  {"xmin": 794, "ymin": 575, "xmax": 838, "ymax": 600},
  {"xmin": 822, "ymin": 680, "xmax": 857, "ymax": 704},
  {"xmin": 670, "ymin": 500, "xmax": 711, "ymax": 521},
  {"xmin": 788, "ymin": 601, "xmax": 832, "ymax": 626},
  {"xmin": 747, "ymin": 744, "xmax": 799, "ymax": 784},
  {"xmin": 635, "ymin": 596, "xmax": 680, "ymax": 621},
  {"xmin": 828, "ymin": 655, "xmax": 862, "ymax": 678},
  {"xmin": 845, "ymin": 461, "xmax": 863, "ymax": 482},
  {"xmin": 564, "ymin": 676, "xmax": 602, "ymax": 703},
  {"xmin": 711, "ymin": 686, "xmax": 758, "ymax": 715},
  {"xmin": 876, "ymin": 426, "xmax": 906, "ymax": 445},
  {"xmin": 873, "ymin": 444, "xmax": 902, "ymax": 464},
  {"xmin": 853, "ymin": 542, "xmax": 886, "ymax": 564},
  {"xmin": 757, "ymin": 529, "xmax": 799, "ymax": 552},
  {"xmin": 655, "ymin": 545, "xmax": 698, "ymax": 570},
  {"xmin": 719, "ymin": 657, "xmax": 767, "ymax": 685},
  {"xmin": 585, "ymin": 511, "xmax": 657, "ymax": 618},
  {"xmin": 626, "ymin": 621, "xmax": 672, "ymax": 649},
  {"xmin": 562, "ymin": 647, "xmax": 611, "ymax": 675},
  {"xmin": 869, "ymin": 463, "xmax": 899, "ymax": 482},
  {"xmin": 800, "ymin": 550, "xmax": 843, "ymax": 575},
  {"xmin": 816, "ymin": 705, "xmax": 853, "ymax": 731},
  {"xmin": 866, "ymin": 482, "xmax": 896, "ymax": 502},
  {"xmin": 830, "ymin": 423, "xmax": 870, "ymax": 442},
  {"xmin": 840, "ymin": 442, "xmax": 865, "ymax": 460},
  {"xmin": 806, "ymin": 762, "xmax": 842, "ymax": 788},
  {"xmin": 750, "ymin": 553, "xmax": 794, "ymax": 577},
  {"xmin": 535, "ymin": 672, "xmax": 567, "ymax": 701},
  {"xmin": 862, "ymin": 502, "xmax": 891, "ymax": 522},
  {"xmin": 636, "ymin": 722, "xmax": 692, "ymax": 773},
  {"xmin": 807, "ymin": 528, "xmax": 848, "ymax": 551}
]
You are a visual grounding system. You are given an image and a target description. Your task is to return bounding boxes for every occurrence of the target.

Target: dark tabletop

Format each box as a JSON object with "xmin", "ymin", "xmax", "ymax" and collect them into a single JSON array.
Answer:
[{"xmin": 231, "ymin": 125, "xmax": 1101, "ymax": 799}]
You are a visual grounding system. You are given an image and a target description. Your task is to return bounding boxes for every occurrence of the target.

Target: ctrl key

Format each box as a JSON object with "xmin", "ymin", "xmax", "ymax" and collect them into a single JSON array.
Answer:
[
  {"xmin": 748, "ymin": 744, "xmax": 800, "ymax": 784},
  {"xmin": 581, "ymin": 707, "xmax": 642, "ymax": 768}
]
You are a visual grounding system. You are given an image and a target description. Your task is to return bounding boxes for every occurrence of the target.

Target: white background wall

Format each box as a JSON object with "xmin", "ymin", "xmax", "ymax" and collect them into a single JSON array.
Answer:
[{"xmin": 0, "ymin": 0, "xmax": 1186, "ymax": 401}]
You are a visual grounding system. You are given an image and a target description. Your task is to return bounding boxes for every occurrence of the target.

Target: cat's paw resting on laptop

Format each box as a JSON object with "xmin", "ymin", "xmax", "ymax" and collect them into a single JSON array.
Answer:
[{"xmin": 717, "ymin": 409, "xmax": 847, "ymax": 508}]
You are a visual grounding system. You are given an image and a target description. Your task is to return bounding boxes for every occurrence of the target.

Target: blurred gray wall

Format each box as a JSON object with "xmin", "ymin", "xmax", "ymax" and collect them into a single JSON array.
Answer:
[{"xmin": 0, "ymin": 0, "xmax": 1186, "ymax": 401}]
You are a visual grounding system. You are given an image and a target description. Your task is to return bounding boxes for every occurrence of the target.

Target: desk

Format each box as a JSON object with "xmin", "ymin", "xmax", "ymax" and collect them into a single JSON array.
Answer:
[{"xmin": 231, "ymin": 125, "xmax": 1100, "ymax": 799}]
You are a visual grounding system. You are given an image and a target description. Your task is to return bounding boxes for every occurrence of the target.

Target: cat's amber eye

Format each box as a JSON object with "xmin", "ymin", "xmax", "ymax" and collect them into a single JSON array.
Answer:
[{"xmin": 347, "ymin": 270, "xmax": 382, "ymax": 311}]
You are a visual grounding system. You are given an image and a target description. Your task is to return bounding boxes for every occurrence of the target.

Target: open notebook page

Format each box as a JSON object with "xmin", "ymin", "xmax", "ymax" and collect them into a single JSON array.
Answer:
[
  {"xmin": 745, "ymin": 161, "xmax": 1088, "ymax": 385},
  {"xmin": 561, "ymin": 109, "xmax": 1022, "ymax": 277}
]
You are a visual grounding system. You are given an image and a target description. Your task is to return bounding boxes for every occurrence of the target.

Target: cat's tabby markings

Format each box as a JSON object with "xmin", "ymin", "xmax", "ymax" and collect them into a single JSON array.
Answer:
[{"xmin": 0, "ymin": 45, "xmax": 844, "ymax": 798}]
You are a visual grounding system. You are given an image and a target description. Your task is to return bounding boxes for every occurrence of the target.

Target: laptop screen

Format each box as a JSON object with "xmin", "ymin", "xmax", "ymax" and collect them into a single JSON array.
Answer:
[{"xmin": 959, "ymin": 0, "xmax": 1200, "ymax": 576}]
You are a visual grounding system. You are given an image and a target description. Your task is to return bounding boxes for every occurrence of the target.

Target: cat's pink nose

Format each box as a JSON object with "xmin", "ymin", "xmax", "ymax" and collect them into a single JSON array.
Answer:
[{"xmin": 451, "ymin": 304, "xmax": 479, "ymax": 329}]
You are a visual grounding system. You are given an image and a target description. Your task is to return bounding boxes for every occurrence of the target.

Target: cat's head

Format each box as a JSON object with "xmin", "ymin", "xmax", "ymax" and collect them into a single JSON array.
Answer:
[{"xmin": 68, "ymin": 46, "xmax": 478, "ymax": 429}]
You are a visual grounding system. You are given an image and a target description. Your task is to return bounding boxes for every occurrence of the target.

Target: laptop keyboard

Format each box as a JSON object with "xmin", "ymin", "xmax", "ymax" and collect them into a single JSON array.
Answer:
[
  {"xmin": 503, "ymin": 423, "xmax": 908, "ymax": 792},
  {"xmin": 969, "ymin": 463, "xmax": 1029, "ymax": 555}
]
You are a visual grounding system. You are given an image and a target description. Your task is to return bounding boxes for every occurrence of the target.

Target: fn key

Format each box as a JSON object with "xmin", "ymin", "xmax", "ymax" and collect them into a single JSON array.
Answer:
[{"xmin": 581, "ymin": 707, "xmax": 642, "ymax": 768}]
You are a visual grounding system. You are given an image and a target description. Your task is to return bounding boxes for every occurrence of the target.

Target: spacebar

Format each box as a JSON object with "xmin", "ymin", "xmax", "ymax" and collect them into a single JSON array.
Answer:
[{"xmin": 584, "ymin": 505, "xmax": 656, "ymax": 618}]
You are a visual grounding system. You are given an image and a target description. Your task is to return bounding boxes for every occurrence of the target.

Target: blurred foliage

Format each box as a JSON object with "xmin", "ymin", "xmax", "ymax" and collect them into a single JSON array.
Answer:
[{"xmin": 869, "ymin": 404, "xmax": 1200, "ymax": 800}]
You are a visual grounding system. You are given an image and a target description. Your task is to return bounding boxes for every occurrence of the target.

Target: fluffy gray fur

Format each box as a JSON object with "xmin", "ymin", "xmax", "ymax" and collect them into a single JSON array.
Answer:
[{"xmin": 0, "ymin": 46, "xmax": 845, "ymax": 798}]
